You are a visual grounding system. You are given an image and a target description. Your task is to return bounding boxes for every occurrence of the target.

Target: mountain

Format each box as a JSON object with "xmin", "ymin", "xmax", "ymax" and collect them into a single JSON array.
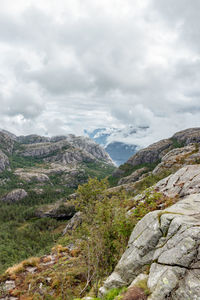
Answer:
[
  {"xmin": 85, "ymin": 125, "xmax": 149, "ymax": 165},
  {"xmin": 0, "ymin": 129, "xmax": 115, "ymax": 276},
  {"xmin": 2, "ymin": 128, "xmax": 200, "ymax": 299}
]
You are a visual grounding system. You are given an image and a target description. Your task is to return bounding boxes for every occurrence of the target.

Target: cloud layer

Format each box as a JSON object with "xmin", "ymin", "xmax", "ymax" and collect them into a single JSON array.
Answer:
[{"xmin": 0, "ymin": 0, "xmax": 200, "ymax": 146}]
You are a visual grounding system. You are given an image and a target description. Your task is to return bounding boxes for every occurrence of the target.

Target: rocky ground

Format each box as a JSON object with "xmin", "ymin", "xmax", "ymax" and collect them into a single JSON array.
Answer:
[{"xmin": 100, "ymin": 165, "xmax": 200, "ymax": 299}]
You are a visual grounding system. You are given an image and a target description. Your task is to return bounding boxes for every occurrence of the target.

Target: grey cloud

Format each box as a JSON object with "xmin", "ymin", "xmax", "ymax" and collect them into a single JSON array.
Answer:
[{"xmin": 0, "ymin": 0, "xmax": 200, "ymax": 143}]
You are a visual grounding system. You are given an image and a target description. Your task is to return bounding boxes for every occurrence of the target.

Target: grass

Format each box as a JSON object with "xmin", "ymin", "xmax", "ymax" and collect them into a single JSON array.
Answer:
[{"xmin": 83, "ymin": 161, "xmax": 116, "ymax": 180}]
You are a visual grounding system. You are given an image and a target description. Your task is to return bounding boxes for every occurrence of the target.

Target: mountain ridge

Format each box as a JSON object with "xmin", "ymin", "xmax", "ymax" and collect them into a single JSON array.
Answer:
[{"xmin": 1, "ymin": 127, "xmax": 200, "ymax": 299}]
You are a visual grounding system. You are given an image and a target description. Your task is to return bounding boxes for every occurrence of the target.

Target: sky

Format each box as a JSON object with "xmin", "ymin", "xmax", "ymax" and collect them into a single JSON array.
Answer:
[{"xmin": 0, "ymin": 0, "xmax": 200, "ymax": 146}]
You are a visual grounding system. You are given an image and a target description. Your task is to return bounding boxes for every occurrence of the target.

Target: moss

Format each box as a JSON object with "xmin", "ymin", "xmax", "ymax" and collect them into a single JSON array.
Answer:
[
  {"xmin": 103, "ymin": 287, "xmax": 127, "ymax": 300},
  {"xmin": 134, "ymin": 278, "xmax": 151, "ymax": 296}
]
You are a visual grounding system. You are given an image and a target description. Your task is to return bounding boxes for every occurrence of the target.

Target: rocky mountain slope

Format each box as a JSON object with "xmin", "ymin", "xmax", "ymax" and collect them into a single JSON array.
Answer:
[
  {"xmin": 0, "ymin": 130, "xmax": 115, "ymax": 279},
  {"xmin": 110, "ymin": 127, "xmax": 200, "ymax": 185},
  {"xmin": 101, "ymin": 165, "xmax": 200, "ymax": 299},
  {"xmin": 2, "ymin": 128, "xmax": 200, "ymax": 299}
]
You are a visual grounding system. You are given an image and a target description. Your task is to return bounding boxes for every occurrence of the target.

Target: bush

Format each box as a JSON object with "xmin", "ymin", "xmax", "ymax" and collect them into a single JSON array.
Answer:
[{"xmin": 74, "ymin": 178, "xmax": 134, "ymax": 296}]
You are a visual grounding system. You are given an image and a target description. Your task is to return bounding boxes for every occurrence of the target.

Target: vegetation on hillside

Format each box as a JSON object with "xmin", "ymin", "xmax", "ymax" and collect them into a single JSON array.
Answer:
[{"xmin": 0, "ymin": 151, "xmax": 115, "ymax": 275}]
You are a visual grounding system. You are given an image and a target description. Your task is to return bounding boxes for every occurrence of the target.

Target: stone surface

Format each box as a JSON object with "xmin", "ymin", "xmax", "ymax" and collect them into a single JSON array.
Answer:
[
  {"xmin": 14, "ymin": 170, "xmax": 50, "ymax": 183},
  {"xmin": 152, "ymin": 144, "xmax": 200, "ymax": 175},
  {"xmin": 126, "ymin": 139, "xmax": 173, "ymax": 167},
  {"xmin": 129, "ymin": 273, "xmax": 149, "ymax": 288},
  {"xmin": 100, "ymin": 192, "xmax": 200, "ymax": 299},
  {"xmin": 19, "ymin": 135, "xmax": 114, "ymax": 166},
  {"xmin": 0, "ymin": 150, "xmax": 9, "ymax": 172},
  {"xmin": 155, "ymin": 164, "xmax": 200, "ymax": 198},
  {"xmin": 62, "ymin": 211, "xmax": 82, "ymax": 235},
  {"xmin": 118, "ymin": 167, "xmax": 147, "ymax": 185},
  {"xmin": 172, "ymin": 127, "xmax": 200, "ymax": 145},
  {"xmin": 0, "ymin": 131, "xmax": 15, "ymax": 154},
  {"xmin": 4, "ymin": 280, "xmax": 15, "ymax": 291},
  {"xmin": 1, "ymin": 189, "xmax": 28, "ymax": 203}
]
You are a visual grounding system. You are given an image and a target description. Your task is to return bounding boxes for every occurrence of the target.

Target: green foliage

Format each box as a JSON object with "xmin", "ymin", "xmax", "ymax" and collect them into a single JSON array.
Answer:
[
  {"xmin": 103, "ymin": 287, "xmax": 127, "ymax": 300},
  {"xmin": 9, "ymin": 154, "xmax": 43, "ymax": 169},
  {"xmin": 73, "ymin": 287, "xmax": 126, "ymax": 300},
  {"xmin": 135, "ymin": 278, "xmax": 151, "ymax": 296},
  {"xmin": 74, "ymin": 178, "xmax": 134, "ymax": 296},
  {"xmin": 0, "ymin": 177, "xmax": 73, "ymax": 274},
  {"xmin": 133, "ymin": 170, "xmax": 172, "ymax": 196},
  {"xmin": 83, "ymin": 161, "xmax": 116, "ymax": 180},
  {"xmin": 108, "ymin": 161, "xmax": 160, "ymax": 187},
  {"xmin": 170, "ymin": 137, "xmax": 184, "ymax": 149},
  {"xmin": 0, "ymin": 217, "xmax": 62, "ymax": 273}
]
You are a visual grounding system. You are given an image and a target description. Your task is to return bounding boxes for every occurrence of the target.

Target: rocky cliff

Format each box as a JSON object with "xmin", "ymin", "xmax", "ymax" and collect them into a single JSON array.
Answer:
[
  {"xmin": 101, "ymin": 159, "xmax": 200, "ymax": 300},
  {"xmin": 112, "ymin": 127, "xmax": 200, "ymax": 184},
  {"xmin": 101, "ymin": 165, "xmax": 200, "ymax": 299}
]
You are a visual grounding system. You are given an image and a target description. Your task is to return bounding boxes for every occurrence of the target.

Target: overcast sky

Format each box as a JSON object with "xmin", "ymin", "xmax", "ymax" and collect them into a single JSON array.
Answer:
[{"xmin": 0, "ymin": 0, "xmax": 200, "ymax": 145}]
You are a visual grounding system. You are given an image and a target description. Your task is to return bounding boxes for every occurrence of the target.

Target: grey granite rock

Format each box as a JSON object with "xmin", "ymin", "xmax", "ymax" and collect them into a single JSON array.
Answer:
[
  {"xmin": 100, "ymin": 193, "xmax": 200, "ymax": 299},
  {"xmin": 0, "ymin": 150, "xmax": 9, "ymax": 172},
  {"xmin": 118, "ymin": 167, "xmax": 147, "ymax": 185},
  {"xmin": 1, "ymin": 189, "xmax": 28, "ymax": 203},
  {"xmin": 62, "ymin": 212, "xmax": 82, "ymax": 235}
]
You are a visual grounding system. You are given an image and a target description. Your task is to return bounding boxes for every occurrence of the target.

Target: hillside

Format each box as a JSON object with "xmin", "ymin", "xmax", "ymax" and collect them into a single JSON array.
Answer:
[
  {"xmin": 0, "ymin": 130, "xmax": 115, "ymax": 276},
  {"xmin": 1, "ymin": 128, "xmax": 200, "ymax": 299}
]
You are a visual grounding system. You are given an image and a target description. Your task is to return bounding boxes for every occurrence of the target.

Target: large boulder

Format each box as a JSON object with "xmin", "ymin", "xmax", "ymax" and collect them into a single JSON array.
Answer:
[
  {"xmin": 1, "ymin": 189, "xmax": 28, "ymax": 203},
  {"xmin": 100, "ymin": 193, "xmax": 200, "ymax": 299},
  {"xmin": 14, "ymin": 170, "xmax": 50, "ymax": 183}
]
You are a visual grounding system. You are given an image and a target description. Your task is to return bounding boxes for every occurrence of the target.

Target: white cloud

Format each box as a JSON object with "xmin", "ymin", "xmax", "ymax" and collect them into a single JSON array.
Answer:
[{"xmin": 0, "ymin": 0, "xmax": 199, "ymax": 145}]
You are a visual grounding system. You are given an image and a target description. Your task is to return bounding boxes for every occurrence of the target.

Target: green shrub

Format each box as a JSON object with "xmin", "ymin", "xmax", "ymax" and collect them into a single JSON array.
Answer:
[{"xmin": 74, "ymin": 178, "xmax": 134, "ymax": 296}]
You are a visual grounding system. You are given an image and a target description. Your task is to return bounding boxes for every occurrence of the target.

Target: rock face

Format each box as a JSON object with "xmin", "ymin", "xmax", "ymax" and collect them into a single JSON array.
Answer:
[
  {"xmin": 0, "ymin": 150, "xmax": 9, "ymax": 172},
  {"xmin": 100, "ymin": 193, "xmax": 200, "ymax": 299},
  {"xmin": 172, "ymin": 127, "xmax": 200, "ymax": 145},
  {"xmin": 155, "ymin": 164, "xmax": 200, "ymax": 198},
  {"xmin": 100, "ymin": 165, "xmax": 200, "ymax": 299},
  {"xmin": 126, "ymin": 139, "xmax": 173, "ymax": 167},
  {"xmin": 14, "ymin": 170, "xmax": 50, "ymax": 183},
  {"xmin": 0, "ymin": 131, "xmax": 15, "ymax": 154},
  {"xmin": 17, "ymin": 134, "xmax": 50, "ymax": 144},
  {"xmin": 1, "ymin": 189, "xmax": 28, "ymax": 203},
  {"xmin": 62, "ymin": 211, "xmax": 82, "ymax": 235},
  {"xmin": 118, "ymin": 167, "xmax": 147, "ymax": 185},
  {"xmin": 19, "ymin": 136, "xmax": 114, "ymax": 166},
  {"xmin": 152, "ymin": 144, "xmax": 200, "ymax": 175}
]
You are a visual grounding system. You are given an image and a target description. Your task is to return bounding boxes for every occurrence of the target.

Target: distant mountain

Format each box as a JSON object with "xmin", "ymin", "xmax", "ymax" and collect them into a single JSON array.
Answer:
[
  {"xmin": 105, "ymin": 142, "xmax": 137, "ymax": 166},
  {"xmin": 85, "ymin": 126, "xmax": 149, "ymax": 165},
  {"xmin": 0, "ymin": 129, "xmax": 116, "ymax": 274}
]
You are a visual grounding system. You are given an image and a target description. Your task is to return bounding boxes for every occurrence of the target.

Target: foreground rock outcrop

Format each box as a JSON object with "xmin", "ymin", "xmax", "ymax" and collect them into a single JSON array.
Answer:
[{"xmin": 100, "ymin": 165, "xmax": 200, "ymax": 299}]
